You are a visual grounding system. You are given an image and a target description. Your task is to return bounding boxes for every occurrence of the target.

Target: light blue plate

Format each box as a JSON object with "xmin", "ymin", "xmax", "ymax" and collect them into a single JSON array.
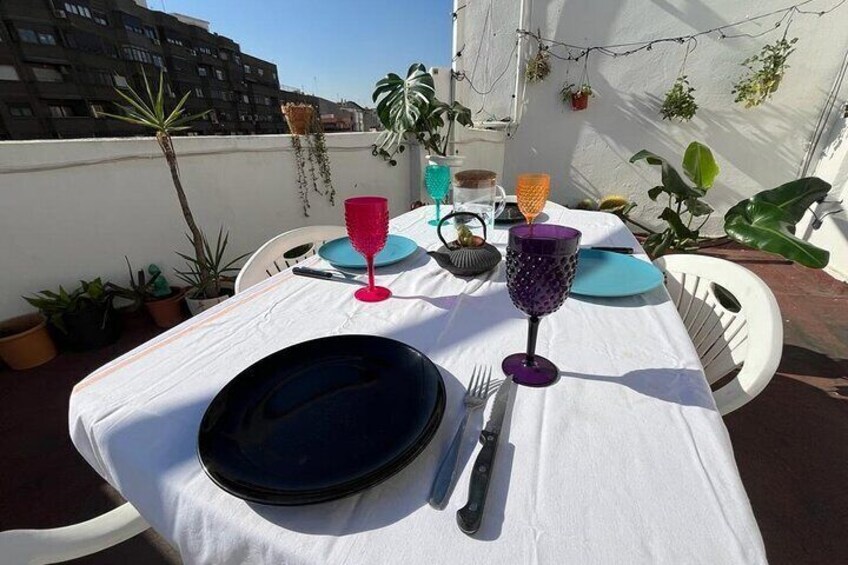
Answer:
[
  {"xmin": 318, "ymin": 235, "xmax": 419, "ymax": 269},
  {"xmin": 571, "ymin": 249, "xmax": 664, "ymax": 297}
]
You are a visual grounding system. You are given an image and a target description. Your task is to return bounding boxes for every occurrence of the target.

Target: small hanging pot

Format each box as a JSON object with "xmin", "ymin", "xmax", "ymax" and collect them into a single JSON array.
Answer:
[
  {"xmin": 427, "ymin": 212, "xmax": 502, "ymax": 277},
  {"xmin": 571, "ymin": 91, "xmax": 590, "ymax": 111}
]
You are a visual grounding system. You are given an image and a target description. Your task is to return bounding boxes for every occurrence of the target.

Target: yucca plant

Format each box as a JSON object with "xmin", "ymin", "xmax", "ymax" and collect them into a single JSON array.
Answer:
[{"xmin": 97, "ymin": 69, "xmax": 213, "ymax": 290}]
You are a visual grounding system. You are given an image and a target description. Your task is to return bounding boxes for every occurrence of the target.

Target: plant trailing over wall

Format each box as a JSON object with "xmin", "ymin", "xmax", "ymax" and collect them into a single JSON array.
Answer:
[
  {"xmin": 732, "ymin": 37, "xmax": 798, "ymax": 108},
  {"xmin": 284, "ymin": 105, "xmax": 335, "ymax": 217},
  {"xmin": 372, "ymin": 63, "xmax": 473, "ymax": 165},
  {"xmin": 625, "ymin": 141, "xmax": 830, "ymax": 268},
  {"xmin": 660, "ymin": 76, "xmax": 698, "ymax": 121}
]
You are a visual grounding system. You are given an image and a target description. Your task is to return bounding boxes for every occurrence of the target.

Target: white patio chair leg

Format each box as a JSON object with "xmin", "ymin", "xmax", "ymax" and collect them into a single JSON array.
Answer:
[{"xmin": 0, "ymin": 503, "xmax": 149, "ymax": 565}]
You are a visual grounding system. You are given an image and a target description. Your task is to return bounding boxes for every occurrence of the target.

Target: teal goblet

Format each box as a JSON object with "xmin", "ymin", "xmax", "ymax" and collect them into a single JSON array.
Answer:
[{"xmin": 425, "ymin": 164, "xmax": 451, "ymax": 226}]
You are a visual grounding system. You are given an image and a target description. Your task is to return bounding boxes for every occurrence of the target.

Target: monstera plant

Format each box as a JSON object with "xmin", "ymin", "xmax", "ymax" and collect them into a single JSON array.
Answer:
[
  {"xmin": 372, "ymin": 63, "xmax": 472, "ymax": 164},
  {"xmin": 624, "ymin": 141, "xmax": 830, "ymax": 268}
]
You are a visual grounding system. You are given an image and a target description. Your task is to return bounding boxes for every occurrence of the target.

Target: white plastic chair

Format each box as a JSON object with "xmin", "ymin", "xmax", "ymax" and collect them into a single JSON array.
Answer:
[
  {"xmin": 654, "ymin": 254, "xmax": 783, "ymax": 415},
  {"xmin": 235, "ymin": 225, "xmax": 346, "ymax": 293},
  {"xmin": 0, "ymin": 503, "xmax": 149, "ymax": 565}
]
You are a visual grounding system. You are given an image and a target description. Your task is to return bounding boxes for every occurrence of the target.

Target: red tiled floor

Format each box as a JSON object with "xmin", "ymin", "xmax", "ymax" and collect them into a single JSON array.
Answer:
[{"xmin": 1, "ymin": 251, "xmax": 846, "ymax": 564}]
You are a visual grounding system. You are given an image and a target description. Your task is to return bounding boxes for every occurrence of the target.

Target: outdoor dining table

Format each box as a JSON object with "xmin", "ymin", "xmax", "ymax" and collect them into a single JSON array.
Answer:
[{"xmin": 69, "ymin": 202, "xmax": 767, "ymax": 564}]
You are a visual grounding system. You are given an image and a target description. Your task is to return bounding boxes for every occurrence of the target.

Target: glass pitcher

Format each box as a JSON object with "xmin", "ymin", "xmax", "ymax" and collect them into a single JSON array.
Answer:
[{"xmin": 452, "ymin": 169, "xmax": 506, "ymax": 231}]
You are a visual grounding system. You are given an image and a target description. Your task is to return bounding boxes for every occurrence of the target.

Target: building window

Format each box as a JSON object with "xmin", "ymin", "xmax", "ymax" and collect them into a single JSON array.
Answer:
[
  {"xmin": 81, "ymin": 68, "xmax": 113, "ymax": 86},
  {"xmin": 197, "ymin": 66, "xmax": 208, "ymax": 77},
  {"xmin": 219, "ymin": 51, "xmax": 229, "ymax": 61},
  {"xmin": 194, "ymin": 87, "xmax": 204, "ymax": 97},
  {"xmin": 65, "ymin": 2, "xmax": 92, "ymax": 18},
  {"xmin": 198, "ymin": 45, "xmax": 214, "ymax": 56},
  {"xmin": 114, "ymin": 74, "xmax": 128, "ymax": 88},
  {"xmin": 90, "ymin": 103, "xmax": 106, "ymax": 117},
  {"xmin": 123, "ymin": 14, "xmax": 144, "ymax": 35},
  {"xmin": 143, "ymin": 26, "xmax": 157, "ymax": 41},
  {"xmin": 8, "ymin": 103, "xmax": 33, "ymax": 117},
  {"xmin": 37, "ymin": 32, "xmax": 57, "ymax": 46},
  {"xmin": 243, "ymin": 64, "xmax": 251, "ymax": 74},
  {"xmin": 122, "ymin": 45, "xmax": 162, "ymax": 67},
  {"xmin": 257, "ymin": 68, "xmax": 264, "ymax": 77},
  {"xmin": 31, "ymin": 66, "xmax": 64, "ymax": 83},
  {"xmin": 166, "ymin": 37, "xmax": 184, "ymax": 47},
  {"xmin": 264, "ymin": 96, "xmax": 271, "ymax": 106},
  {"xmin": 48, "ymin": 104, "xmax": 76, "ymax": 118},
  {"xmin": 0, "ymin": 65, "xmax": 20, "ymax": 81},
  {"xmin": 234, "ymin": 54, "xmax": 241, "ymax": 65},
  {"xmin": 92, "ymin": 11, "xmax": 108, "ymax": 26},
  {"xmin": 214, "ymin": 68, "xmax": 224, "ymax": 81},
  {"xmin": 241, "ymin": 94, "xmax": 249, "ymax": 104},
  {"xmin": 17, "ymin": 29, "xmax": 38, "ymax": 44}
]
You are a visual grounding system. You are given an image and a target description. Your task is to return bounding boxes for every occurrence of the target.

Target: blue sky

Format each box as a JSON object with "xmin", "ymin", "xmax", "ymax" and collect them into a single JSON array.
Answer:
[{"xmin": 157, "ymin": 0, "xmax": 453, "ymax": 105}]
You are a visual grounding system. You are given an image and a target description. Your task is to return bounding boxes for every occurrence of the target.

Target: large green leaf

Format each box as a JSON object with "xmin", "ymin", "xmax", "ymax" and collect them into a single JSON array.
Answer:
[
  {"xmin": 373, "ymin": 63, "xmax": 435, "ymax": 131},
  {"xmin": 724, "ymin": 177, "xmax": 831, "ymax": 268},
  {"xmin": 630, "ymin": 150, "xmax": 704, "ymax": 200},
  {"xmin": 682, "ymin": 141, "xmax": 719, "ymax": 189}
]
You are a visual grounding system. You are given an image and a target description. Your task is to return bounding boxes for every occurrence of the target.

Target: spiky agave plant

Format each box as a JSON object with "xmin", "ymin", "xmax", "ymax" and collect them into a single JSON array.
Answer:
[{"xmin": 97, "ymin": 69, "xmax": 212, "ymax": 292}]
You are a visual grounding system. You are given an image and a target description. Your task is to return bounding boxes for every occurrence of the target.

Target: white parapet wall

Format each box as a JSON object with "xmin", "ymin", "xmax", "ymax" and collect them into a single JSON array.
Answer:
[{"xmin": 0, "ymin": 131, "xmax": 505, "ymax": 319}]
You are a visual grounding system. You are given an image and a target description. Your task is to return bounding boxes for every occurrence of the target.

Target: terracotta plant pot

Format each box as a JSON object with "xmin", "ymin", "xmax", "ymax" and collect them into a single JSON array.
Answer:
[
  {"xmin": 0, "ymin": 313, "xmax": 58, "ymax": 370},
  {"xmin": 571, "ymin": 92, "xmax": 589, "ymax": 111},
  {"xmin": 284, "ymin": 104, "xmax": 314, "ymax": 135},
  {"xmin": 145, "ymin": 287, "xmax": 187, "ymax": 329}
]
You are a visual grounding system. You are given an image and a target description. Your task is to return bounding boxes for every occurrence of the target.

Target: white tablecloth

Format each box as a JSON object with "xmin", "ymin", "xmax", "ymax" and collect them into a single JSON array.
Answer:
[{"xmin": 69, "ymin": 203, "xmax": 766, "ymax": 564}]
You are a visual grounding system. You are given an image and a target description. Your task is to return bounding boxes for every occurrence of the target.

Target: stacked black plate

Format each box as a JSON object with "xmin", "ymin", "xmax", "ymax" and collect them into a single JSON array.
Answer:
[{"xmin": 198, "ymin": 335, "xmax": 445, "ymax": 505}]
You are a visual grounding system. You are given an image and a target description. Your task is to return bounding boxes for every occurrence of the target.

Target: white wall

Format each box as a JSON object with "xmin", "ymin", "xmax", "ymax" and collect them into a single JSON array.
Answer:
[
  {"xmin": 799, "ymin": 116, "xmax": 848, "ymax": 281},
  {"xmin": 0, "ymin": 133, "xmax": 411, "ymax": 319},
  {"xmin": 456, "ymin": 0, "xmax": 848, "ymax": 235}
]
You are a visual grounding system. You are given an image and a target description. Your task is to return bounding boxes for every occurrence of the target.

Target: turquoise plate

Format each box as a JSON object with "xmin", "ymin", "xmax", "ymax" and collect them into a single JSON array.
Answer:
[
  {"xmin": 571, "ymin": 249, "xmax": 664, "ymax": 297},
  {"xmin": 318, "ymin": 235, "xmax": 419, "ymax": 269}
]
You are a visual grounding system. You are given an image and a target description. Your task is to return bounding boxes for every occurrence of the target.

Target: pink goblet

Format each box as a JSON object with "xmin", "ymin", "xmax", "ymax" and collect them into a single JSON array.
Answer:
[{"xmin": 344, "ymin": 196, "xmax": 392, "ymax": 302}]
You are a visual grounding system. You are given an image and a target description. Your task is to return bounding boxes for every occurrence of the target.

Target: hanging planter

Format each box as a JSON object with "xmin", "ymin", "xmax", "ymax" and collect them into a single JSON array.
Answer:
[
  {"xmin": 562, "ymin": 83, "xmax": 593, "ymax": 111},
  {"xmin": 732, "ymin": 37, "xmax": 798, "ymax": 108},
  {"xmin": 660, "ymin": 76, "xmax": 698, "ymax": 121},
  {"xmin": 283, "ymin": 103, "xmax": 314, "ymax": 135},
  {"xmin": 525, "ymin": 34, "xmax": 551, "ymax": 84}
]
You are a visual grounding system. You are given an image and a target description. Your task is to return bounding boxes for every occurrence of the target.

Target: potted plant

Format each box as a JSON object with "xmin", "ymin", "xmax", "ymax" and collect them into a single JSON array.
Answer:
[
  {"xmin": 25, "ymin": 279, "xmax": 121, "ymax": 351},
  {"xmin": 561, "ymin": 83, "xmax": 593, "ymax": 111},
  {"xmin": 282, "ymin": 103, "xmax": 314, "ymax": 135},
  {"xmin": 732, "ymin": 37, "xmax": 798, "ymax": 108},
  {"xmin": 660, "ymin": 76, "xmax": 697, "ymax": 121},
  {"xmin": 108, "ymin": 258, "xmax": 186, "ymax": 329},
  {"xmin": 284, "ymin": 106, "xmax": 335, "ymax": 217},
  {"xmin": 622, "ymin": 141, "xmax": 831, "ymax": 268},
  {"xmin": 525, "ymin": 38, "xmax": 551, "ymax": 84},
  {"xmin": 372, "ymin": 63, "xmax": 473, "ymax": 169},
  {"xmin": 176, "ymin": 228, "xmax": 250, "ymax": 316},
  {"xmin": 0, "ymin": 312, "xmax": 58, "ymax": 370}
]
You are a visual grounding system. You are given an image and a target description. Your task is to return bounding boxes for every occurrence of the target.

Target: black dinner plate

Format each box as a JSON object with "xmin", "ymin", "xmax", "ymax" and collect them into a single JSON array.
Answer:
[
  {"xmin": 198, "ymin": 335, "xmax": 445, "ymax": 505},
  {"xmin": 495, "ymin": 202, "xmax": 525, "ymax": 224}
]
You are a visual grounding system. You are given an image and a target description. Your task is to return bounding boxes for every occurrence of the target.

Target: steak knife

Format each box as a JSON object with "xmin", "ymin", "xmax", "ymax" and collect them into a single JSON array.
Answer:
[{"xmin": 456, "ymin": 378, "xmax": 513, "ymax": 535}]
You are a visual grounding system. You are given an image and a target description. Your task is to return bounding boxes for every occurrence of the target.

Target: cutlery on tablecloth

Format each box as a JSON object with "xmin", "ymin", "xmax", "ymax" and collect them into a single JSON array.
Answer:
[
  {"xmin": 292, "ymin": 267, "xmax": 361, "ymax": 284},
  {"xmin": 429, "ymin": 366, "xmax": 493, "ymax": 510},
  {"xmin": 456, "ymin": 378, "xmax": 514, "ymax": 536},
  {"xmin": 586, "ymin": 246, "xmax": 633, "ymax": 254}
]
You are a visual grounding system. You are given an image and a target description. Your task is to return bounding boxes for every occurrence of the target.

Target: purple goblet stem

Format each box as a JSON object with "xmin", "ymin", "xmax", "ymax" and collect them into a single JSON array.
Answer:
[{"xmin": 526, "ymin": 315, "xmax": 540, "ymax": 364}]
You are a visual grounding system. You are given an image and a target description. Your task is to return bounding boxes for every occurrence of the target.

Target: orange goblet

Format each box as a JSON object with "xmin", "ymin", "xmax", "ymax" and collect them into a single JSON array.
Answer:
[{"xmin": 516, "ymin": 173, "xmax": 551, "ymax": 224}]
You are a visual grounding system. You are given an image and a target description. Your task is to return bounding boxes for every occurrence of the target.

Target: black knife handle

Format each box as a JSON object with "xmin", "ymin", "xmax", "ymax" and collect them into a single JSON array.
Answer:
[
  {"xmin": 292, "ymin": 267, "xmax": 333, "ymax": 280},
  {"xmin": 590, "ymin": 246, "xmax": 634, "ymax": 254},
  {"xmin": 456, "ymin": 430, "xmax": 499, "ymax": 535}
]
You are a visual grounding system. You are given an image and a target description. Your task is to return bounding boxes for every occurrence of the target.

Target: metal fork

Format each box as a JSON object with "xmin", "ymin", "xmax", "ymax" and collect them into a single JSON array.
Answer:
[{"xmin": 428, "ymin": 365, "xmax": 492, "ymax": 510}]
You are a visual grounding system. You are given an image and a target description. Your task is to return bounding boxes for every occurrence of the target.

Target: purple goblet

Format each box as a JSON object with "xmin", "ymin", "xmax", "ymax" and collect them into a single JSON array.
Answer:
[{"xmin": 502, "ymin": 224, "xmax": 581, "ymax": 387}]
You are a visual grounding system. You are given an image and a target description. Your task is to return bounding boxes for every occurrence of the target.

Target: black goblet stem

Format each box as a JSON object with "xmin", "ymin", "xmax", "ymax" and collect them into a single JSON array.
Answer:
[{"xmin": 526, "ymin": 315, "xmax": 540, "ymax": 365}]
